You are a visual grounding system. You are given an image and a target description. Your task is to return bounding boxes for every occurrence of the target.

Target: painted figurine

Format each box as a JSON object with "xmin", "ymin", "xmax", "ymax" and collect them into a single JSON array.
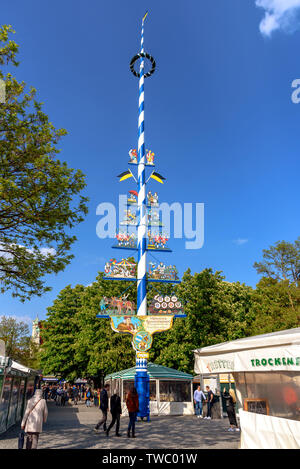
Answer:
[
  {"xmin": 129, "ymin": 149, "xmax": 137, "ymax": 163},
  {"xmin": 146, "ymin": 149, "xmax": 154, "ymax": 165}
]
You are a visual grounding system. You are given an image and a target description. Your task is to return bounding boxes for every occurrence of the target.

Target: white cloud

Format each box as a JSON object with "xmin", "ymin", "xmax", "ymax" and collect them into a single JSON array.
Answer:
[
  {"xmin": 0, "ymin": 244, "xmax": 56, "ymax": 260},
  {"xmin": 256, "ymin": 0, "xmax": 300, "ymax": 36},
  {"xmin": 39, "ymin": 247, "xmax": 56, "ymax": 257},
  {"xmin": 0, "ymin": 314, "xmax": 33, "ymax": 326},
  {"xmin": 233, "ymin": 238, "xmax": 249, "ymax": 246}
]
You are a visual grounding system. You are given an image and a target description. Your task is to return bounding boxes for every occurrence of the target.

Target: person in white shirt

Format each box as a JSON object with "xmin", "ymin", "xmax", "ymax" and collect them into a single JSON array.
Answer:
[{"xmin": 193, "ymin": 386, "xmax": 206, "ymax": 418}]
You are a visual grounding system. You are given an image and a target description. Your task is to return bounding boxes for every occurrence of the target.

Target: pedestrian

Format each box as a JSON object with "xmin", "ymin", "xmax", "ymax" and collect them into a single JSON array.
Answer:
[
  {"xmin": 193, "ymin": 385, "xmax": 206, "ymax": 419},
  {"xmin": 222, "ymin": 388, "xmax": 240, "ymax": 432},
  {"xmin": 61, "ymin": 388, "xmax": 67, "ymax": 406},
  {"xmin": 43, "ymin": 385, "xmax": 49, "ymax": 401},
  {"xmin": 50, "ymin": 385, "xmax": 56, "ymax": 401},
  {"xmin": 93, "ymin": 389, "xmax": 99, "ymax": 407},
  {"xmin": 73, "ymin": 386, "xmax": 79, "ymax": 405},
  {"xmin": 56, "ymin": 386, "xmax": 62, "ymax": 406},
  {"xmin": 85, "ymin": 388, "xmax": 92, "ymax": 407},
  {"xmin": 94, "ymin": 384, "xmax": 110, "ymax": 432},
  {"xmin": 204, "ymin": 386, "xmax": 214, "ymax": 420},
  {"xmin": 20, "ymin": 388, "xmax": 48, "ymax": 449},
  {"xmin": 106, "ymin": 389, "xmax": 122, "ymax": 437},
  {"xmin": 126, "ymin": 386, "xmax": 139, "ymax": 438}
]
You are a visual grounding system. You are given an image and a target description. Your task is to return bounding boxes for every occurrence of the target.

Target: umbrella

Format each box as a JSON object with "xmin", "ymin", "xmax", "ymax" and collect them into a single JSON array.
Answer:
[{"xmin": 129, "ymin": 190, "xmax": 138, "ymax": 197}]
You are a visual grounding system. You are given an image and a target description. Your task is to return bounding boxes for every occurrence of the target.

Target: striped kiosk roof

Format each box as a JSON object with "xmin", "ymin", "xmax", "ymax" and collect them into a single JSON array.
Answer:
[{"xmin": 105, "ymin": 362, "xmax": 193, "ymax": 381}]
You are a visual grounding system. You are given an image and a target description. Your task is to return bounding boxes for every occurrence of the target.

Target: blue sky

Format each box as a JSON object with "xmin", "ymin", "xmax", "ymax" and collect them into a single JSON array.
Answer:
[{"xmin": 1, "ymin": 0, "xmax": 300, "ymax": 327}]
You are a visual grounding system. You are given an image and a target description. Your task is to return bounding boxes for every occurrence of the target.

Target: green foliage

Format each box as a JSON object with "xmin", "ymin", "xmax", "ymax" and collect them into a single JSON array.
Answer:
[
  {"xmin": 247, "ymin": 277, "xmax": 300, "ymax": 335},
  {"xmin": 39, "ymin": 267, "xmax": 254, "ymax": 378},
  {"xmin": 254, "ymin": 237, "xmax": 300, "ymax": 284},
  {"xmin": 39, "ymin": 274, "xmax": 137, "ymax": 381},
  {"xmin": 149, "ymin": 269, "xmax": 254, "ymax": 373},
  {"xmin": 0, "ymin": 24, "xmax": 88, "ymax": 300},
  {"xmin": 38, "ymin": 237, "xmax": 300, "ymax": 379},
  {"xmin": 251, "ymin": 237, "xmax": 300, "ymax": 333},
  {"xmin": 0, "ymin": 315, "xmax": 38, "ymax": 366}
]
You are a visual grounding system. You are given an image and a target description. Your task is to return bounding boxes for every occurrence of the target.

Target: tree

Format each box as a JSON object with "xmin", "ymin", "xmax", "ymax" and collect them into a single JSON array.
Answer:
[
  {"xmin": 39, "ymin": 284, "xmax": 86, "ymax": 380},
  {"xmin": 39, "ymin": 268, "xmax": 256, "ymax": 378},
  {"xmin": 0, "ymin": 25, "xmax": 88, "ymax": 300},
  {"xmin": 254, "ymin": 238, "xmax": 300, "ymax": 284},
  {"xmin": 73, "ymin": 273, "xmax": 137, "ymax": 379},
  {"xmin": 149, "ymin": 269, "xmax": 254, "ymax": 374},
  {"xmin": 248, "ymin": 277, "xmax": 300, "ymax": 335},
  {"xmin": 0, "ymin": 315, "xmax": 32, "ymax": 363},
  {"xmin": 254, "ymin": 238, "xmax": 300, "ymax": 310}
]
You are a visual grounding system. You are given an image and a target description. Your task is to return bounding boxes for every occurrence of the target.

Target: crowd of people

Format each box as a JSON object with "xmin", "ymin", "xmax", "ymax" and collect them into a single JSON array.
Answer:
[
  {"xmin": 20, "ymin": 380, "xmax": 239, "ymax": 449},
  {"xmin": 94, "ymin": 384, "xmax": 138, "ymax": 438},
  {"xmin": 21, "ymin": 381, "xmax": 139, "ymax": 448},
  {"xmin": 193, "ymin": 385, "xmax": 240, "ymax": 432},
  {"xmin": 41, "ymin": 383, "xmax": 102, "ymax": 407}
]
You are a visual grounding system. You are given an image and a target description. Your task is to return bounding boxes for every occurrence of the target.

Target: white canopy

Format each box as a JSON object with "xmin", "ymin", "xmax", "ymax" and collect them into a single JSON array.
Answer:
[
  {"xmin": 11, "ymin": 360, "xmax": 31, "ymax": 374},
  {"xmin": 194, "ymin": 327, "xmax": 300, "ymax": 374}
]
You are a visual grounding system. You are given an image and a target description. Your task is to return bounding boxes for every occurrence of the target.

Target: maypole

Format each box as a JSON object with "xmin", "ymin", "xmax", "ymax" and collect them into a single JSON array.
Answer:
[
  {"xmin": 97, "ymin": 12, "xmax": 186, "ymax": 423},
  {"xmin": 136, "ymin": 11, "xmax": 150, "ymax": 419},
  {"xmin": 137, "ymin": 12, "xmax": 147, "ymax": 318}
]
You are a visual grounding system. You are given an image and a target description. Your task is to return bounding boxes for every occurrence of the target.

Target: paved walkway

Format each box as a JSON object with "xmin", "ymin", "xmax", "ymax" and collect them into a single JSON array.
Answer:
[{"xmin": 0, "ymin": 400, "xmax": 240, "ymax": 449}]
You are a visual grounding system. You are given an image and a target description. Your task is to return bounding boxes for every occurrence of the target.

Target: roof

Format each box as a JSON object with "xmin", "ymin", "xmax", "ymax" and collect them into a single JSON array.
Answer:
[
  {"xmin": 193, "ymin": 327, "xmax": 300, "ymax": 356},
  {"xmin": 193, "ymin": 327, "xmax": 300, "ymax": 374},
  {"xmin": 105, "ymin": 362, "xmax": 193, "ymax": 381}
]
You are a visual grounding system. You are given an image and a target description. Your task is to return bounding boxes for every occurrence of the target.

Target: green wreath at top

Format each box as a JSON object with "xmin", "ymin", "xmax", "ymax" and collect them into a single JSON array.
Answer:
[{"xmin": 130, "ymin": 52, "xmax": 156, "ymax": 78}]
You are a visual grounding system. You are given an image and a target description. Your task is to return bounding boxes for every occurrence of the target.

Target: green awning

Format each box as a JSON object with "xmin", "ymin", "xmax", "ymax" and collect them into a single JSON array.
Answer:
[{"xmin": 105, "ymin": 362, "xmax": 193, "ymax": 381}]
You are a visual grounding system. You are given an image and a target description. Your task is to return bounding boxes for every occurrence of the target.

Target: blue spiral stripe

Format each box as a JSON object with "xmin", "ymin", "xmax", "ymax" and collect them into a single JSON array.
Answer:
[{"xmin": 137, "ymin": 18, "xmax": 147, "ymax": 316}]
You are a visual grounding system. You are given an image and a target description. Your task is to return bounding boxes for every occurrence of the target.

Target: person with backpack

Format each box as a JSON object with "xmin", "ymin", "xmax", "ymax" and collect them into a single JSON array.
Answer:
[
  {"xmin": 94, "ymin": 384, "xmax": 110, "ymax": 432},
  {"xmin": 85, "ymin": 388, "xmax": 92, "ymax": 407},
  {"xmin": 106, "ymin": 389, "xmax": 122, "ymax": 437},
  {"xmin": 193, "ymin": 385, "xmax": 206, "ymax": 419},
  {"xmin": 204, "ymin": 385, "xmax": 214, "ymax": 420}
]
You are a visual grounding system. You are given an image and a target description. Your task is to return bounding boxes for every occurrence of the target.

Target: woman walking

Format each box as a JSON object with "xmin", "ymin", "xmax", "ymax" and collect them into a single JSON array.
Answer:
[
  {"xmin": 222, "ymin": 388, "xmax": 240, "ymax": 432},
  {"xmin": 21, "ymin": 388, "xmax": 48, "ymax": 449},
  {"xmin": 125, "ymin": 386, "xmax": 139, "ymax": 438}
]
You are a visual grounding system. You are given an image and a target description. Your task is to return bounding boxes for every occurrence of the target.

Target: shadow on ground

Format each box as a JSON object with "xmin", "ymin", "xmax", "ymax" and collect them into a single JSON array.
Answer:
[{"xmin": 0, "ymin": 401, "xmax": 240, "ymax": 450}]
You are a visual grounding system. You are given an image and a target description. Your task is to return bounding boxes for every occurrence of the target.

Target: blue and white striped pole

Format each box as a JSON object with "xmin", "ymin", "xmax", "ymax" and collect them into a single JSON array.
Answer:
[
  {"xmin": 137, "ymin": 16, "xmax": 147, "ymax": 318},
  {"xmin": 135, "ymin": 13, "xmax": 150, "ymax": 421}
]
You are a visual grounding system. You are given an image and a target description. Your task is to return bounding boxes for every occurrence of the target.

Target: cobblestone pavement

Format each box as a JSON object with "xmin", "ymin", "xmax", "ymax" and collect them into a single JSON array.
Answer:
[{"xmin": 0, "ymin": 400, "xmax": 240, "ymax": 449}]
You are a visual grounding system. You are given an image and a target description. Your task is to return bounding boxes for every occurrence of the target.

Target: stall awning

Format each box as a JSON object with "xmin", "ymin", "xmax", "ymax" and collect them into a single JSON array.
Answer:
[
  {"xmin": 11, "ymin": 361, "xmax": 41, "ymax": 377},
  {"xmin": 194, "ymin": 327, "xmax": 300, "ymax": 374},
  {"xmin": 105, "ymin": 362, "xmax": 193, "ymax": 381}
]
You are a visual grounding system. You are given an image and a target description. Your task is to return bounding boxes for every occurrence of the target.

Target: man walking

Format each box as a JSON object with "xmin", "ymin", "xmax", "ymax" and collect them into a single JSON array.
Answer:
[
  {"xmin": 106, "ymin": 389, "xmax": 122, "ymax": 437},
  {"xmin": 94, "ymin": 384, "xmax": 110, "ymax": 432},
  {"xmin": 194, "ymin": 385, "xmax": 206, "ymax": 418},
  {"xmin": 204, "ymin": 385, "xmax": 214, "ymax": 420}
]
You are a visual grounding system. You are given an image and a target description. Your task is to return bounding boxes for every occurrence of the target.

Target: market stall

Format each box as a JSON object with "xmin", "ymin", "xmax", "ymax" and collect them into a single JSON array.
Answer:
[
  {"xmin": 193, "ymin": 327, "xmax": 300, "ymax": 449},
  {"xmin": 0, "ymin": 356, "xmax": 41, "ymax": 434},
  {"xmin": 105, "ymin": 362, "xmax": 194, "ymax": 416}
]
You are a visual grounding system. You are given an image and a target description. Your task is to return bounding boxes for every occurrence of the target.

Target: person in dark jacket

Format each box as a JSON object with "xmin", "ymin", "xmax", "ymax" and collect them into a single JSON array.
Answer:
[
  {"xmin": 94, "ymin": 384, "xmax": 110, "ymax": 432},
  {"xmin": 222, "ymin": 388, "xmax": 240, "ymax": 432},
  {"xmin": 106, "ymin": 390, "xmax": 122, "ymax": 437}
]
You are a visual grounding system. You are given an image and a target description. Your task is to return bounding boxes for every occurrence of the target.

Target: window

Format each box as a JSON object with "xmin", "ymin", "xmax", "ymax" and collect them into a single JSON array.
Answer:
[
  {"xmin": 123, "ymin": 380, "xmax": 134, "ymax": 401},
  {"xmin": 159, "ymin": 380, "xmax": 191, "ymax": 402},
  {"xmin": 149, "ymin": 381, "xmax": 157, "ymax": 401}
]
